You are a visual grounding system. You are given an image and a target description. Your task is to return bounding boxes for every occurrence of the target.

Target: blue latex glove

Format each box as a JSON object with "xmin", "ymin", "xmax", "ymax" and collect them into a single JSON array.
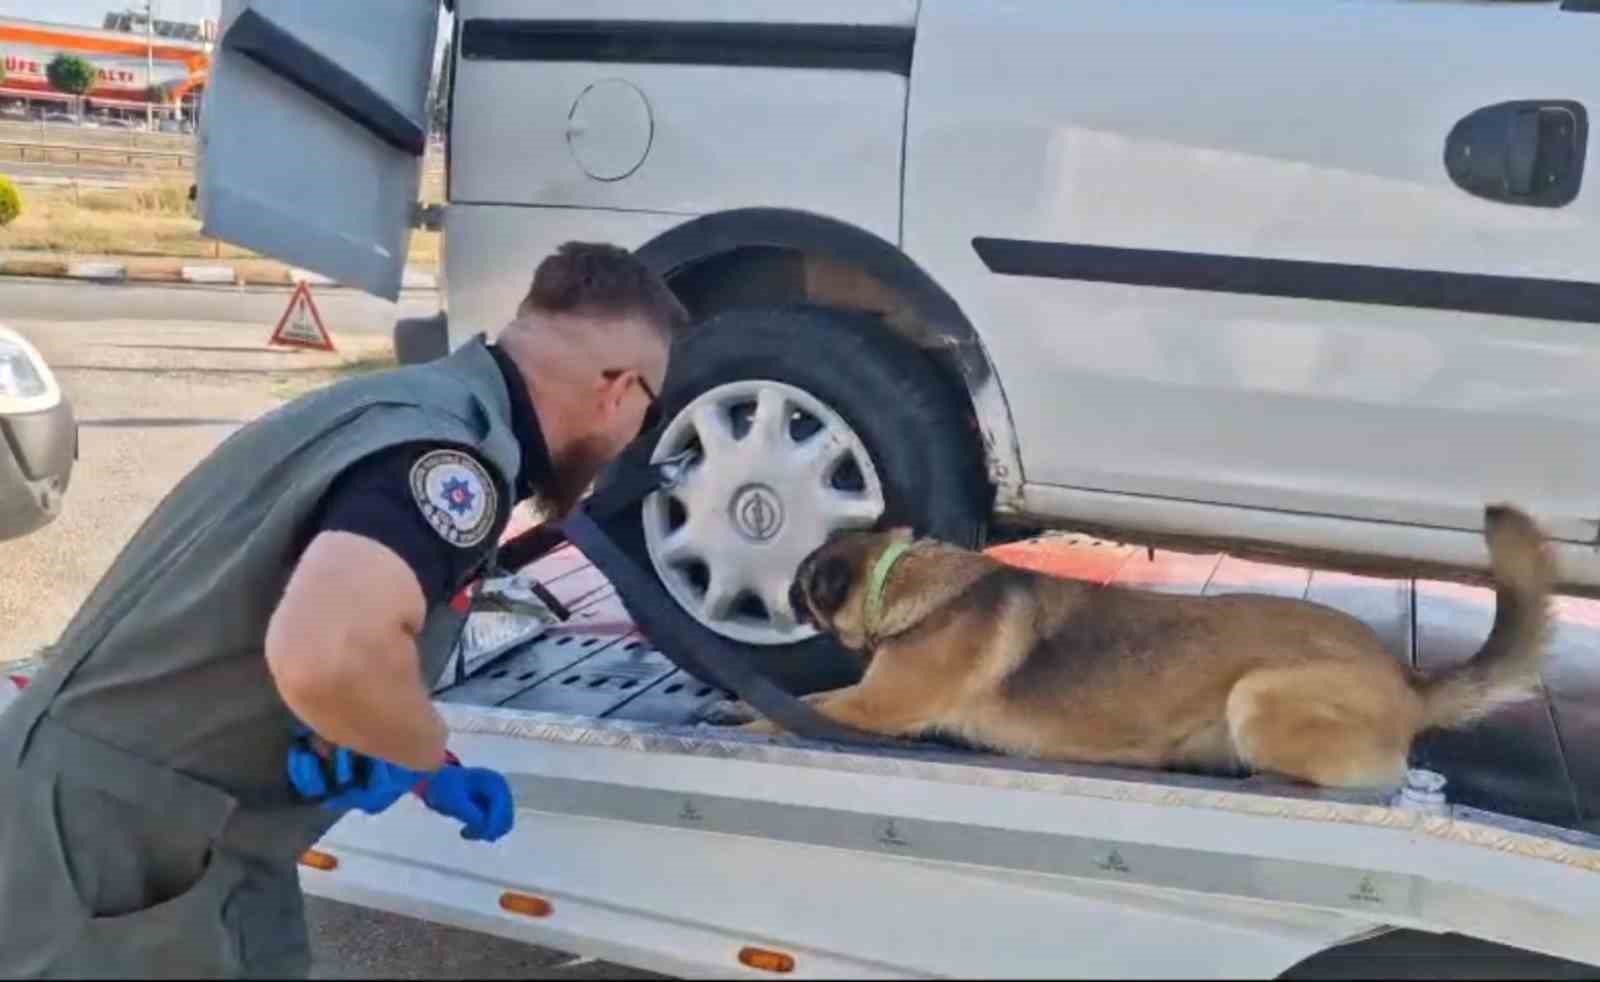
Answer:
[
  {"xmin": 285, "ymin": 728, "xmax": 420, "ymax": 816},
  {"xmin": 418, "ymin": 764, "xmax": 515, "ymax": 842}
]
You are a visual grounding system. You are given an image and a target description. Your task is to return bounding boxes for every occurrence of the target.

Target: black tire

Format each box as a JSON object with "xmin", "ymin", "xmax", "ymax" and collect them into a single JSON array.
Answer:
[
  {"xmin": 393, "ymin": 313, "xmax": 449, "ymax": 366},
  {"xmin": 594, "ymin": 305, "xmax": 991, "ymax": 694}
]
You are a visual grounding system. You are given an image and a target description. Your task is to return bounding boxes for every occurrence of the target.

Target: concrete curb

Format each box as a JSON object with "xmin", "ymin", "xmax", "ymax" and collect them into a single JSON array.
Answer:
[
  {"xmin": 180, "ymin": 265, "xmax": 238, "ymax": 285},
  {"xmin": 67, "ymin": 261, "xmax": 127, "ymax": 282},
  {"xmin": 288, "ymin": 268, "xmax": 335, "ymax": 287},
  {"xmin": 402, "ymin": 268, "xmax": 438, "ymax": 290},
  {"xmin": 1, "ymin": 259, "xmax": 438, "ymax": 292}
]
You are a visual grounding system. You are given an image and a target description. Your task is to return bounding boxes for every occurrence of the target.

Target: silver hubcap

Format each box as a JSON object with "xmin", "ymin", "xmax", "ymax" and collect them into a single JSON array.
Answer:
[{"xmin": 643, "ymin": 380, "xmax": 887, "ymax": 646}]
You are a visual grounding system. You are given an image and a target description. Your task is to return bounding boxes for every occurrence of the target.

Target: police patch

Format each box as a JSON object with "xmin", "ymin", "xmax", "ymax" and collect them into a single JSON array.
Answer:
[{"xmin": 409, "ymin": 449, "xmax": 498, "ymax": 548}]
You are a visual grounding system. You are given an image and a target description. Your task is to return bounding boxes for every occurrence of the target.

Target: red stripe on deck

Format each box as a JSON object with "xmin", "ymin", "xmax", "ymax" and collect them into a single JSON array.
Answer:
[
  {"xmin": 987, "ymin": 537, "xmax": 1135, "ymax": 585},
  {"xmin": 1109, "ymin": 548, "xmax": 1223, "ymax": 595},
  {"xmin": 1203, "ymin": 556, "xmax": 1311, "ymax": 600},
  {"xmin": 527, "ymin": 547, "xmax": 594, "ymax": 584}
]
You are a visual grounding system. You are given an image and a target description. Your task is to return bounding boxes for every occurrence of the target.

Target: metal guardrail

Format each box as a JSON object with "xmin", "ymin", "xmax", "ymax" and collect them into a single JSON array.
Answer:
[
  {"xmin": 0, "ymin": 139, "xmax": 193, "ymax": 168},
  {"xmin": 1, "ymin": 139, "xmax": 444, "ymax": 174}
]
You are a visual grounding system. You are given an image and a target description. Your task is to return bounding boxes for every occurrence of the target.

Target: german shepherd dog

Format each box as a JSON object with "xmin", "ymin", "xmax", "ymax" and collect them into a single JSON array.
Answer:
[{"xmin": 724, "ymin": 505, "xmax": 1554, "ymax": 790}]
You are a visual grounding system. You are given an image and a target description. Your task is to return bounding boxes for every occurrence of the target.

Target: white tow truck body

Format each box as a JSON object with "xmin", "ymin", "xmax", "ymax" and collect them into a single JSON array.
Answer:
[{"xmin": 183, "ymin": 0, "xmax": 1600, "ymax": 976}]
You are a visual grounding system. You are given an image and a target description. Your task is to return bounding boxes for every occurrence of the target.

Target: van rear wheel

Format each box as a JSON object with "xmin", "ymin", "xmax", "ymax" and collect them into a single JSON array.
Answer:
[
  {"xmin": 593, "ymin": 305, "xmax": 990, "ymax": 694},
  {"xmin": 393, "ymin": 313, "xmax": 448, "ymax": 365}
]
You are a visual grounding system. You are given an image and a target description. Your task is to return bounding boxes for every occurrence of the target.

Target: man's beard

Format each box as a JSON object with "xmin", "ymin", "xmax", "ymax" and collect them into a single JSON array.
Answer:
[{"xmin": 532, "ymin": 433, "xmax": 613, "ymax": 522}]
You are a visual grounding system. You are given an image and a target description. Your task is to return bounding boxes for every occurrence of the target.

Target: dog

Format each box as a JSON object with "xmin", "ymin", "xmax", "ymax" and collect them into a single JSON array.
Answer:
[{"xmin": 723, "ymin": 504, "xmax": 1554, "ymax": 790}]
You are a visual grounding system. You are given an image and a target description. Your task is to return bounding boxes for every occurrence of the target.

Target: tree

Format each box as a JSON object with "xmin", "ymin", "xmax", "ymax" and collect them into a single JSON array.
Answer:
[{"xmin": 46, "ymin": 55, "xmax": 96, "ymax": 119}]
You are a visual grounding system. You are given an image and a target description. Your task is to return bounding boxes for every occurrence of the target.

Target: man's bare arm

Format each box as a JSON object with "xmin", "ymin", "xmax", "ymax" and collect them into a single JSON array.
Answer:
[{"xmin": 265, "ymin": 531, "xmax": 448, "ymax": 771}]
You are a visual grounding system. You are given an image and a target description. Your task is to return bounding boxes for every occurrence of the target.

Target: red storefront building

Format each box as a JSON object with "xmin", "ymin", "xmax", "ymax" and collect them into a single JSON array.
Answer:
[{"xmin": 0, "ymin": 14, "xmax": 213, "ymax": 127}]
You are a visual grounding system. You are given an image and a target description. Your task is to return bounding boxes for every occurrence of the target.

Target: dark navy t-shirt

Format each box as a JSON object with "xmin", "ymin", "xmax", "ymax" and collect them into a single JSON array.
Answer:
[{"xmin": 307, "ymin": 345, "xmax": 553, "ymax": 608}]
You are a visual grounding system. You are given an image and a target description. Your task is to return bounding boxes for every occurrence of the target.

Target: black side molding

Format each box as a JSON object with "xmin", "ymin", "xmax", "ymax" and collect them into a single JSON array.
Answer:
[
  {"xmin": 971, "ymin": 238, "xmax": 1600, "ymax": 326},
  {"xmin": 222, "ymin": 8, "xmax": 428, "ymax": 156},
  {"xmin": 461, "ymin": 19, "xmax": 915, "ymax": 76}
]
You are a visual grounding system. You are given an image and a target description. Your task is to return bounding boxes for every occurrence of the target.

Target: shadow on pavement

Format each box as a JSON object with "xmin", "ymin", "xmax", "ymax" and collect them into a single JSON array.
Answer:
[
  {"xmin": 54, "ymin": 363, "xmax": 340, "ymax": 377},
  {"xmin": 305, "ymin": 897, "xmax": 671, "ymax": 981},
  {"xmin": 106, "ymin": 343, "xmax": 309, "ymax": 355},
  {"xmin": 1283, "ymin": 929, "xmax": 1600, "ymax": 980}
]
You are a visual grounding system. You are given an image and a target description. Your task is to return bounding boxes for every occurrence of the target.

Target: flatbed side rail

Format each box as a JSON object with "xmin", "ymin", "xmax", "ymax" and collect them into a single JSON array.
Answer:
[{"xmin": 295, "ymin": 701, "xmax": 1600, "ymax": 976}]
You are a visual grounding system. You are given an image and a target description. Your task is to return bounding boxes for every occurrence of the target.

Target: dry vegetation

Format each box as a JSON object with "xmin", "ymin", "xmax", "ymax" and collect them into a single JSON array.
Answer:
[
  {"xmin": 270, "ymin": 347, "xmax": 401, "ymax": 401},
  {"xmin": 0, "ymin": 121, "xmax": 445, "ymax": 270},
  {"xmin": 2, "ymin": 181, "xmax": 224, "ymax": 257},
  {"xmin": 0, "ymin": 181, "xmax": 440, "ymax": 271}
]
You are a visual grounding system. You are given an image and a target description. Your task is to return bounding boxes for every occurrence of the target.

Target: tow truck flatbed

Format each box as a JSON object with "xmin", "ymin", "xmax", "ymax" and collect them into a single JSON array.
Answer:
[{"xmin": 266, "ymin": 536, "xmax": 1600, "ymax": 977}]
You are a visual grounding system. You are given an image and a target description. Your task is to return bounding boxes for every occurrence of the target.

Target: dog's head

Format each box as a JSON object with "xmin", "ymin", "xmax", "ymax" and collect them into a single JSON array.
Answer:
[{"xmin": 788, "ymin": 526, "xmax": 916, "ymax": 651}]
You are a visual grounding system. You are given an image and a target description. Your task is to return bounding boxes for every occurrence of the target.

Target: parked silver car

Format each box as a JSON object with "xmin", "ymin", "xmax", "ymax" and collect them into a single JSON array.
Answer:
[{"xmin": 0, "ymin": 326, "xmax": 76, "ymax": 540}]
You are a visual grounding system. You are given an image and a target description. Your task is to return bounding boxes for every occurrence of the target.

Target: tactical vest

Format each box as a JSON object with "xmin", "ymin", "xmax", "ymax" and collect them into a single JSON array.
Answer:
[{"xmin": 4, "ymin": 338, "xmax": 524, "ymax": 862}]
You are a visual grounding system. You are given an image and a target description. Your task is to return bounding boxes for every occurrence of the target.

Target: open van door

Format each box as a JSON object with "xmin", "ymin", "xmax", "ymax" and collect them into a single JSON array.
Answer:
[{"xmin": 197, "ymin": 0, "xmax": 442, "ymax": 301}]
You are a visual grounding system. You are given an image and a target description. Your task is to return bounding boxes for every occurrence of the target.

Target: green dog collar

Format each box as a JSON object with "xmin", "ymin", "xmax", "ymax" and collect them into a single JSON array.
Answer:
[{"xmin": 863, "ymin": 538, "xmax": 915, "ymax": 642}]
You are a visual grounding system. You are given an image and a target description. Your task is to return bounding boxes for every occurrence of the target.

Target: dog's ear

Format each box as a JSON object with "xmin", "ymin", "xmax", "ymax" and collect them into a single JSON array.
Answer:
[{"xmin": 809, "ymin": 555, "xmax": 856, "ymax": 617}]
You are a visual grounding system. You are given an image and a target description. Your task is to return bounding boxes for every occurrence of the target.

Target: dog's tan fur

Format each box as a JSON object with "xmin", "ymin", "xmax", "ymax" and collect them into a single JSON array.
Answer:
[{"xmin": 732, "ymin": 505, "xmax": 1554, "ymax": 790}]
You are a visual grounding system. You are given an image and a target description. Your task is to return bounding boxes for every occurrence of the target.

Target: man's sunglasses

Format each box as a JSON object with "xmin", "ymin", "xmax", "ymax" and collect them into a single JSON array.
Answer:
[{"xmin": 604, "ymin": 369, "xmax": 662, "ymax": 436}]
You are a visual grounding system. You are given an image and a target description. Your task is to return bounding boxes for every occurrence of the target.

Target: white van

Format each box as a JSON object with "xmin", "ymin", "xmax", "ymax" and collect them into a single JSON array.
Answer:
[
  {"xmin": 193, "ymin": 1, "xmax": 1600, "ymax": 976},
  {"xmin": 201, "ymin": 0, "xmax": 1600, "ymax": 683}
]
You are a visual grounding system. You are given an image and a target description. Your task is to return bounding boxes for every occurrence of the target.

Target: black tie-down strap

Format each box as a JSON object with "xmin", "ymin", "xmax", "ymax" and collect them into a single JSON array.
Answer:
[{"xmin": 496, "ymin": 452, "xmax": 914, "ymax": 751}]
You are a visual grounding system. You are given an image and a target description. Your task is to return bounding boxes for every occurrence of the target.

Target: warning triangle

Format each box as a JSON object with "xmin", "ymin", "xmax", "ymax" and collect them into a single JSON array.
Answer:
[{"xmin": 269, "ymin": 282, "xmax": 337, "ymax": 352}]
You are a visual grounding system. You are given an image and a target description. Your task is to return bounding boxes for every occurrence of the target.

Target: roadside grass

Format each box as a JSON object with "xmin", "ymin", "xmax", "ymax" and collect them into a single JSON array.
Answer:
[
  {"xmin": 269, "ymin": 347, "xmax": 400, "ymax": 402},
  {"xmin": 0, "ymin": 180, "xmax": 441, "ymax": 271}
]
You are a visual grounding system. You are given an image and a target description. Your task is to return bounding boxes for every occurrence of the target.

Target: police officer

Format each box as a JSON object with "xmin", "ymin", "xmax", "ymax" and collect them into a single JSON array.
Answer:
[{"xmin": 0, "ymin": 242, "xmax": 688, "ymax": 978}]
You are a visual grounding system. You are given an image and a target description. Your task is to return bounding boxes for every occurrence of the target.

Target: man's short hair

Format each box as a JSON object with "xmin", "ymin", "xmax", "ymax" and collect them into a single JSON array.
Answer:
[{"xmin": 518, "ymin": 241, "xmax": 690, "ymax": 339}]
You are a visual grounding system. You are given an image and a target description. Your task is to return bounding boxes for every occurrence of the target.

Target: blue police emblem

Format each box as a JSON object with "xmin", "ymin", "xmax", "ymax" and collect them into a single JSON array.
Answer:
[{"xmin": 409, "ymin": 449, "xmax": 498, "ymax": 548}]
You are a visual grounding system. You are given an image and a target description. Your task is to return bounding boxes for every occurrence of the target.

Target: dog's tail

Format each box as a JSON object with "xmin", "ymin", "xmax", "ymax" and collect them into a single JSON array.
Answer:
[{"xmin": 1415, "ymin": 504, "xmax": 1555, "ymax": 731}]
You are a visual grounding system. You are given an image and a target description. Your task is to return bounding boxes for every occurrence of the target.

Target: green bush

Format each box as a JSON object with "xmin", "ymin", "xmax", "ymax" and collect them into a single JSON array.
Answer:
[
  {"xmin": 0, "ymin": 176, "xmax": 20, "ymax": 227},
  {"xmin": 46, "ymin": 55, "xmax": 96, "ymax": 100}
]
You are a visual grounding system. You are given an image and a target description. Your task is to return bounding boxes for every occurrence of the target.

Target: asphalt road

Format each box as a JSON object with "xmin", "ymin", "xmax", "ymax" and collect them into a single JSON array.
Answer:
[
  {"xmin": 0, "ymin": 287, "xmax": 661, "ymax": 979},
  {"xmin": 0, "ymin": 315, "xmax": 389, "ymax": 661},
  {"xmin": 0, "ymin": 119, "xmax": 189, "ymax": 147},
  {"xmin": 0, "ymin": 276, "xmax": 439, "ymax": 332}
]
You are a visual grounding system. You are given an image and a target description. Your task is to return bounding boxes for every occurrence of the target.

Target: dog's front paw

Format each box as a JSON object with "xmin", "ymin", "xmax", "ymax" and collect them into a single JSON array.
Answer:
[{"xmin": 699, "ymin": 698, "xmax": 760, "ymax": 726}]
